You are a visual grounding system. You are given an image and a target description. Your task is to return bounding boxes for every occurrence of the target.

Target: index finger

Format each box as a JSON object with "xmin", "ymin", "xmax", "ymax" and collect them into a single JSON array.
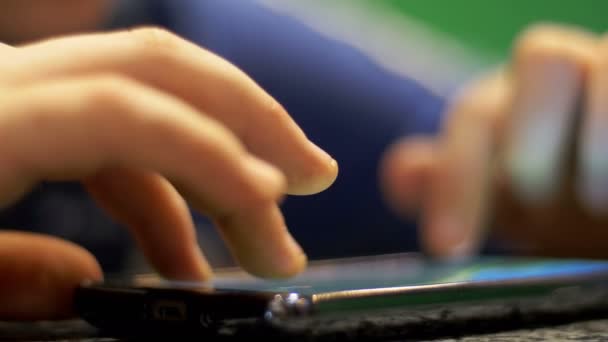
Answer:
[{"xmin": 5, "ymin": 27, "xmax": 338, "ymax": 195}]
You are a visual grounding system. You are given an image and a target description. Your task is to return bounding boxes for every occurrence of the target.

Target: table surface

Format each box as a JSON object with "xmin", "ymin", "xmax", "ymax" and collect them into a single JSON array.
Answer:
[
  {"xmin": 3, "ymin": 318, "xmax": 608, "ymax": 342},
  {"xmin": 438, "ymin": 319, "xmax": 608, "ymax": 341}
]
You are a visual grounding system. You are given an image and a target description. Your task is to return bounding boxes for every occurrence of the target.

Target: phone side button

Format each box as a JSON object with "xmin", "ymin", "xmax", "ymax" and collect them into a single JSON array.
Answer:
[
  {"xmin": 150, "ymin": 300, "xmax": 187, "ymax": 321},
  {"xmin": 265, "ymin": 293, "xmax": 312, "ymax": 321}
]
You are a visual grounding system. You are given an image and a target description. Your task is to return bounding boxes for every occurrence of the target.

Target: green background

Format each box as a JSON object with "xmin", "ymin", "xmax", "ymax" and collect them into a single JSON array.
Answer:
[{"xmin": 370, "ymin": 0, "xmax": 608, "ymax": 62}]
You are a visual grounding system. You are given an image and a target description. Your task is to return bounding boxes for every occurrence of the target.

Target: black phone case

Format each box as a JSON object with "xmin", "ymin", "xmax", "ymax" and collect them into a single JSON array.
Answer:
[{"xmin": 73, "ymin": 281, "xmax": 608, "ymax": 341}]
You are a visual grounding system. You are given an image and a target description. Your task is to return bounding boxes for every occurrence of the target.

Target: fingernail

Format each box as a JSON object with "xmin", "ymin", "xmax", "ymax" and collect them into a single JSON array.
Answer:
[
  {"xmin": 290, "ymin": 141, "xmax": 338, "ymax": 195},
  {"xmin": 311, "ymin": 142, "xmax": 339, "ymax": 175},
  {"xmin": 505, "ymin": 58, "xmax": 581, "ymax": 205},
  {"xmin": 276, "ymin": 232, "xmax": 307, "ymax": 278},
  {"xmin": 329, "ymin": 158, "xmax": 339, "ymax": 172}
]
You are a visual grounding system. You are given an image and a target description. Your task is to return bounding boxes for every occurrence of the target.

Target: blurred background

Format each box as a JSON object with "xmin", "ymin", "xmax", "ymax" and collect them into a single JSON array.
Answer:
[
  {"xmin": 185, "ymin": 0, "xmax": 608, "ymax": 268},
  {"xmin": 2, "ymin": 0, "xmax": 608, "ymax": 276},
  {"xmin": 377, "ymin": 0, "xmax": 608, "ymax": 62},
  {"xmin": 260, "ymin": 0, "xmax": 608, "ymax": 96},
  {"xmin": 89, "ymin": 0, "xmax": 608, "ymax": 273}
]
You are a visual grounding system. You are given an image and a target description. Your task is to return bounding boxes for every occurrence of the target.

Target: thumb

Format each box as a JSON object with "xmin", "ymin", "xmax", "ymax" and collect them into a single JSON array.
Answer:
[{"xmin": 0, "ymin": 231, "xmax": 102, "ymax": 320}]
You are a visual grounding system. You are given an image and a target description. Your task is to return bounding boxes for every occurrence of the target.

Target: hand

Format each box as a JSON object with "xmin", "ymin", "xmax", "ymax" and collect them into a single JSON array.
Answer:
[
  {"xmin": 381, "ymin": 24, "xmax": 608, "ymax": 260},
  {"xmin": 0, "ymin": 27, "xmax": 338, "ymax": 320}
]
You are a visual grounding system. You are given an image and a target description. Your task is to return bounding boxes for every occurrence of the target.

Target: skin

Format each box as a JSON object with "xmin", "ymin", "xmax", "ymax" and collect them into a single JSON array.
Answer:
[
  {"xmin": 0, "ymin": 28, "xmax": 338, "ymax": 319},
  {"xmin": 382, "ymin": 24, "xmax": 608, "ymax": 260}
]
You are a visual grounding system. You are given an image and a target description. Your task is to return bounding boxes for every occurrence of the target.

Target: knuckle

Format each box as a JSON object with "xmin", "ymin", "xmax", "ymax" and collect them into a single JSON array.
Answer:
[
  {"xmin": 447, "ymin": 82, "xmax": 488, "ymax": 120},
  {"xmin": 240, "ymin": 95, "xmax": 292, "ymax": 147},
  {"xmin": 80, "ymin": 75, "xmax": 142, "ymax": 149},
  {"xmin": 265, "ymin": 96, "xmax": 301, "ymax": 138},
  {"xmin": 126, "ymin": 26, "xmax": 182, "ymax": 61},
  {"xmin": 444, "ymin": 73, "xmax": 507, "ymax": 133},
  {"xmin": 128, "ymin": 26, "xmax": 178, "ymax": 47},
  {"xmin": 85, "ymin": 74, "xmax": 136, "ymax": 108},
  {"xmin": 85, "ymin": 74, "xmax": 179, "ymax": 136},
  {"xmin": 263, "ymin": 96, "xmax": 290, "ymax": 128},
  {"xmin": 513, "ymin": 23, "xmax": 596, "ymax": 66},
  {"xmin": 514, "ymin": 24, "xmax": 566, "ymax": 61}
]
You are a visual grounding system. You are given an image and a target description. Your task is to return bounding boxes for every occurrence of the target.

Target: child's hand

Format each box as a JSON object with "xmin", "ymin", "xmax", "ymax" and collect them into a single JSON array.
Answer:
[
  {"xmin": 0, "ymin": 27, "xmax": 338, "ymax": 320},
  {"xmin": 382, "ymin": 24, "xmax": 607, "ymax": 259}
]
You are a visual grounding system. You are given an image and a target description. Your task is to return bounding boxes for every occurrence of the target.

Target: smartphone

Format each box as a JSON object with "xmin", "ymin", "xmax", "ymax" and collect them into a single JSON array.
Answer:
[{"xmin": 75, "ymin": 252, "xmax": 608, "ymax": 340}]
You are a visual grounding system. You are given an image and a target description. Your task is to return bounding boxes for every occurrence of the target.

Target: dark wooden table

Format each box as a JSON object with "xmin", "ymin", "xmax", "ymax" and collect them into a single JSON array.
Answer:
[
  {"xmin": 3, "ymin": 318, "xmax": 608, "ymax": 341},
  {"xmin": 438, "ymin": 319, "xmax": 608, "ymax": 341}
]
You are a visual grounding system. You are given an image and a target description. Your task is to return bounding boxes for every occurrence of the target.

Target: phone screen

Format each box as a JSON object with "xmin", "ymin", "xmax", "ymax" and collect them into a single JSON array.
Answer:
[{"xmin": 132, "ymin": 253, "xmax": 608, "ymax": 295}]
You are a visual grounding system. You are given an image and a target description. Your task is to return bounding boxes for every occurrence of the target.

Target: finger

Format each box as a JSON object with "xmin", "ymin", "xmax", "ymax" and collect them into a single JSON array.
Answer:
[
  {"xmin": 578, "ymin": 37, "xmax": 608, "ymax": 214},
  {"xmin": 423, "ymin": 72, "xmax": 509, "ymax": 258},
  {"xmin": 84, "ymin": 168, "xmax": 212, "ymax": 281},
  {"xmin": 379, "ymin": 136, "xmax": 436, "ymax": 219},
  {"xmin": 0, "ymin": 75, "xmax": 304, "ymax": 278},
  {"xmin": 174, "ymin": 183, "xmax": 306, "ymax": 278},
  {"xmin": 504, "ymin": 24, "xmax": 596, "ymax": 205},
  {"xmin": 0, "ymin": 231, "xmax": 102, "ymax": 320},
  {"xmin": 216, "ymin": 203, "xmax": 307, "ymax": 278},
  {"xmin": 7, "ymin": 27, "xmax": 339, "ymax": 195}
]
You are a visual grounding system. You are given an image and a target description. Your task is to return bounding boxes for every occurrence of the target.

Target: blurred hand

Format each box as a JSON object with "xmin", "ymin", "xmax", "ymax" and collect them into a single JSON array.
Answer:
[
  {"xmin": 0, "ymin": 27, "xmax": 337, "ymax": 320},
  {"xmin": 381, "ymin": 24, "xmax": 608, "ymax": 260}
]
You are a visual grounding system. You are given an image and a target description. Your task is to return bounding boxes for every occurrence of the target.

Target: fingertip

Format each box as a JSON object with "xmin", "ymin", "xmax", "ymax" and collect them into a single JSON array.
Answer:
[
  {"xmin": 217, "ymin": 204, "xmax": 308, "ymax": 280},
  {"xmin": 379, "ymin": 136, "xmax": 435, "ymax": 217},
  {"xmin": 420, "ymin": 70, "xmax": 507, "ymax": 263},
  {"xmin": 184, "ymin": 245, "xmax": 215, "ymax": 281},
  {"xmin": 0, "ymin": 232, "xmax": 103, "ymax": 320},
  {"xmin": 154, "ymin": 243, "xmax": 214, "ymax": 282},
  {"xmin": 421, "ymin": 213, "xmax": 477, "ymax": 260},
  {"xmin": 238, "ymin": 231, "xmax": 308, "ymax": 280},
  {"xmin": 273, "ymin": 234, "xmax": 308, "ymax": 279},
  {"xmin": 287, "ymin": 147, "xmax": 339, "ymax": 196},
  {"xmin": 86, "ymin": 169, "xmax": 212, "ymax": 282},
  {"xmin": 316, "ymin": 157, "xmax": 339, "ymax": 193}
]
